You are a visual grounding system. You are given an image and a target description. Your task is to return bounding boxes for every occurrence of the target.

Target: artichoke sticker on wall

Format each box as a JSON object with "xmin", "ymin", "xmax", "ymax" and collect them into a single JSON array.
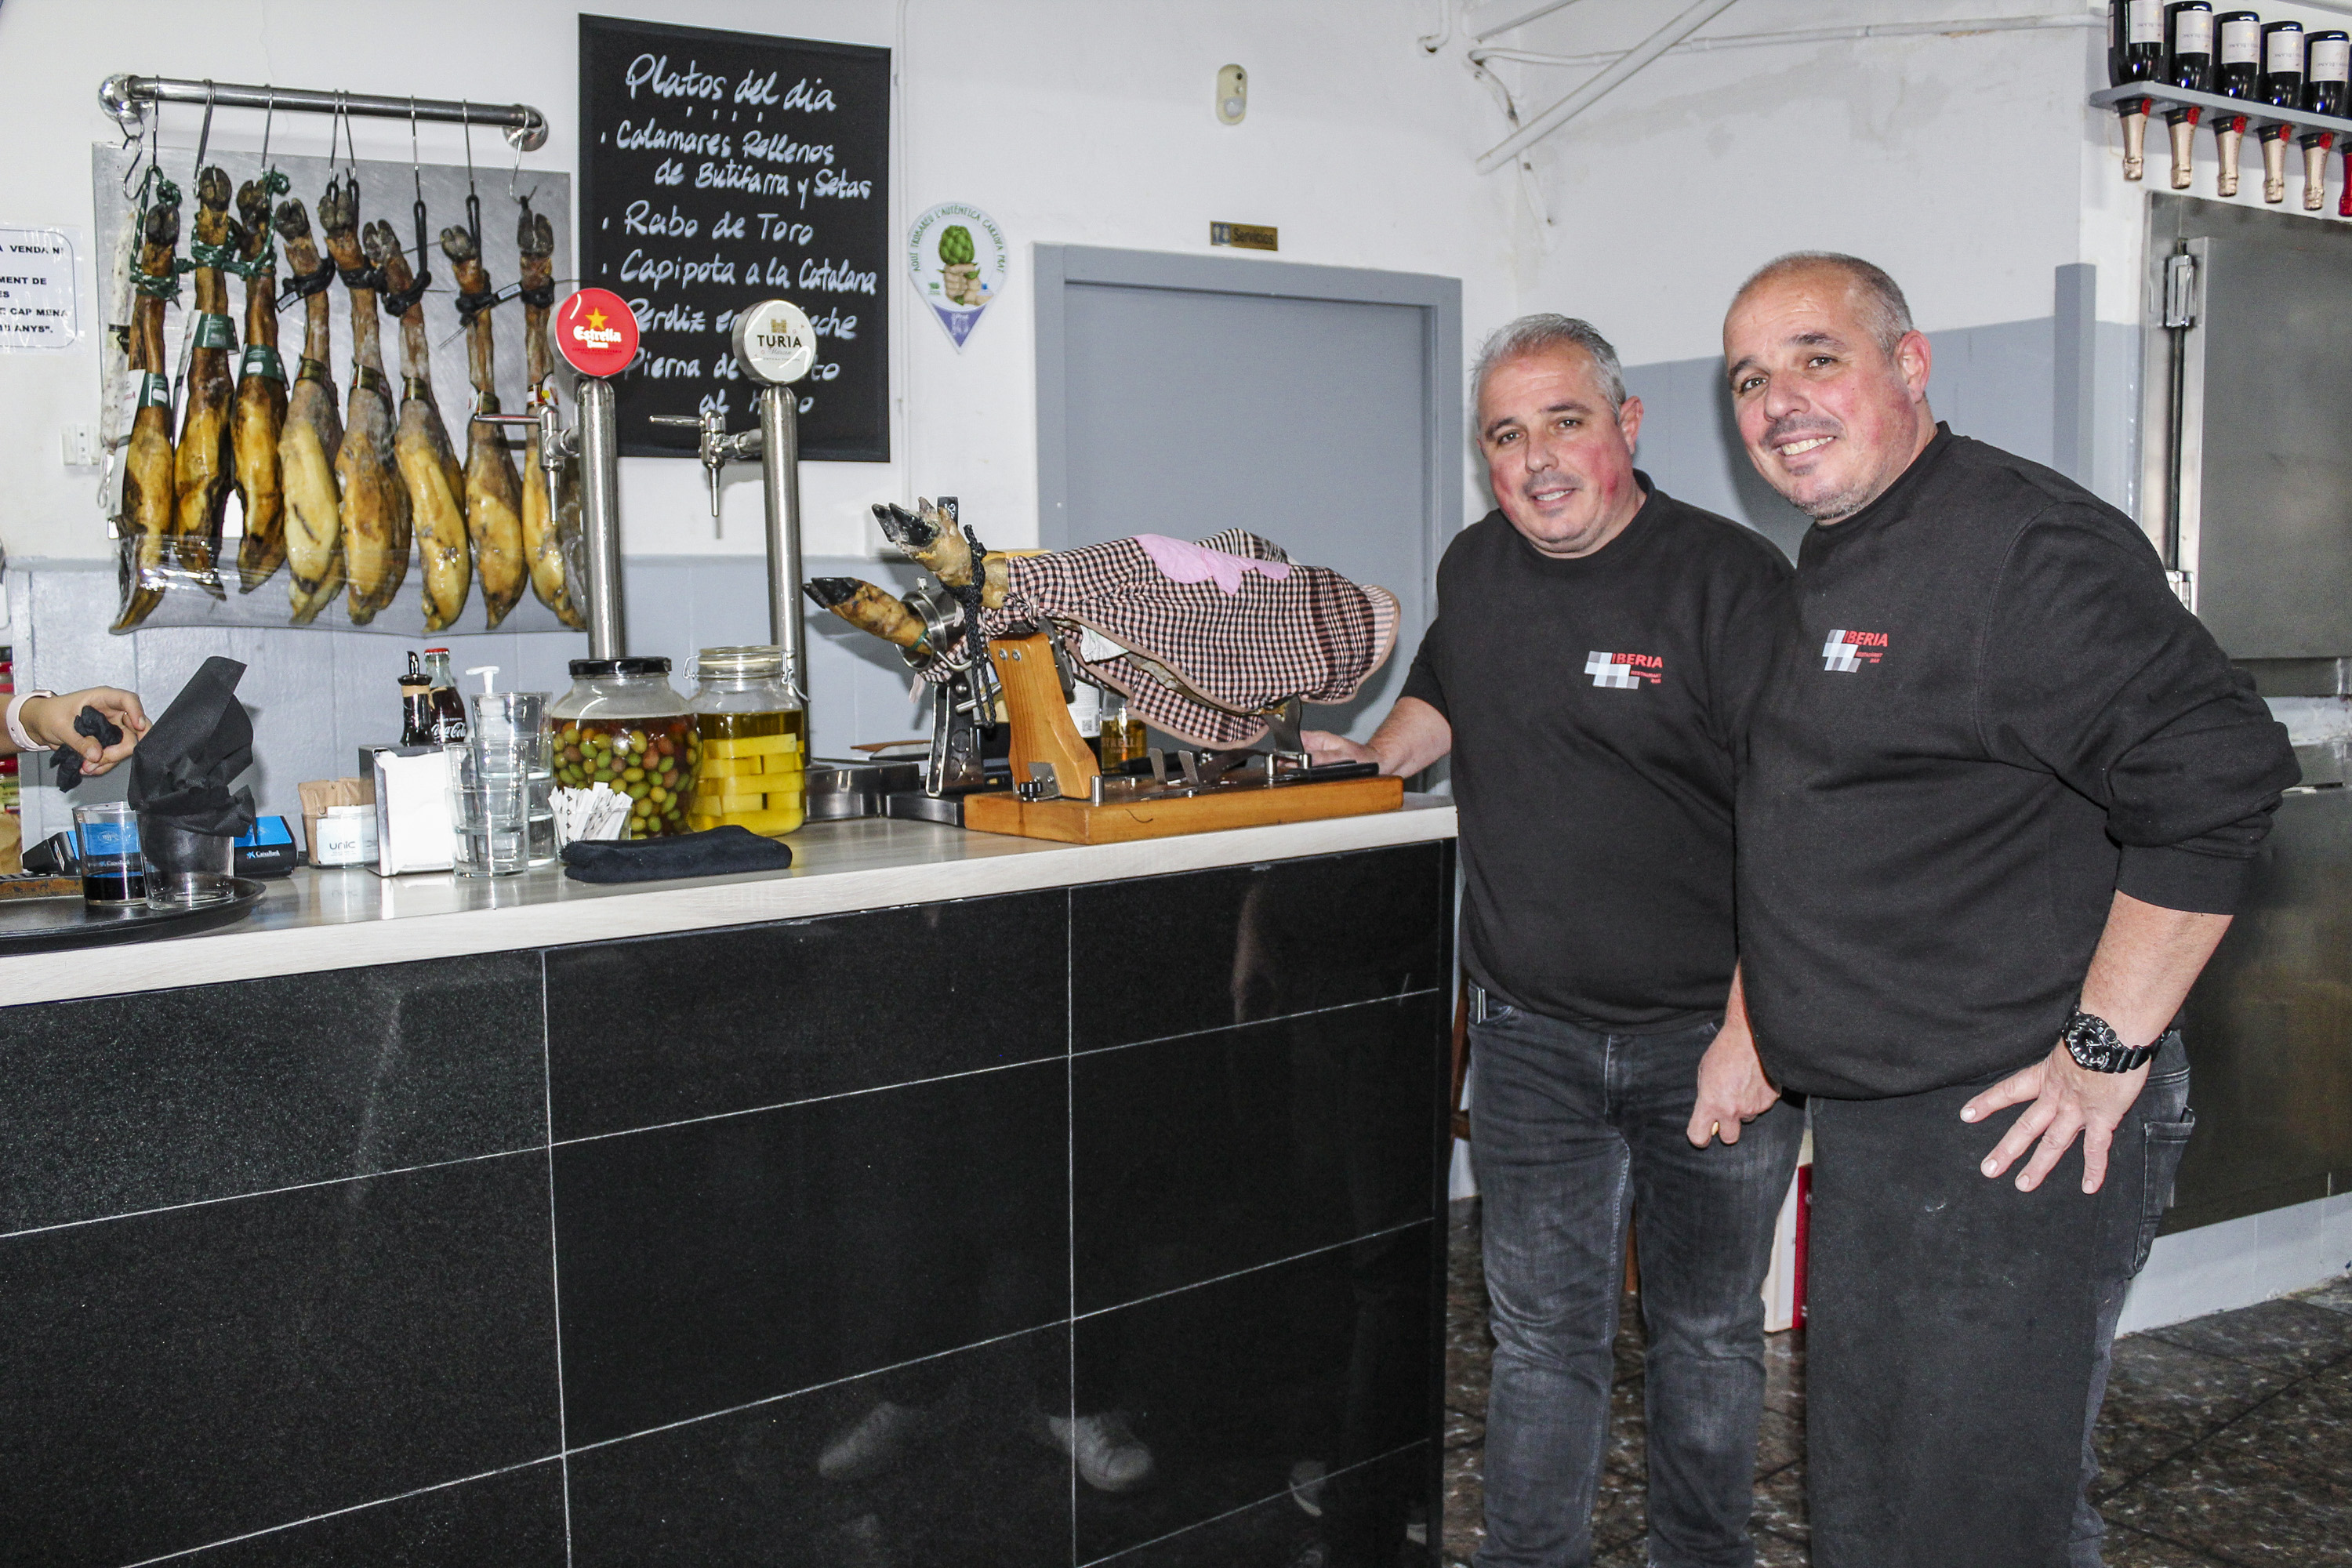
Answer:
[{"xmin": 906, "ymin": 202, "xmax": 1008, "ymax": 350}]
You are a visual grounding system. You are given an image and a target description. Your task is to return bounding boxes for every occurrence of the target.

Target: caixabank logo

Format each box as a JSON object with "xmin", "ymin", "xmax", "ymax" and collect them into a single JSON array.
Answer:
[
  {"xmin": 1585, "ymin": 651, "xmax": 1663, "ymax": 689},
  {"xmin": 1821, "ymin": 629, "xmax": 1888, "ymax": 672}
]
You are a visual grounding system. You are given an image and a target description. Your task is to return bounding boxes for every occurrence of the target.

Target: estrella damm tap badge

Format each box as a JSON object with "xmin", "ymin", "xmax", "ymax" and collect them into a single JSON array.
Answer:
[{"xmin": 554, "ymin": 288, "xmax": 641, "ymax": 379}]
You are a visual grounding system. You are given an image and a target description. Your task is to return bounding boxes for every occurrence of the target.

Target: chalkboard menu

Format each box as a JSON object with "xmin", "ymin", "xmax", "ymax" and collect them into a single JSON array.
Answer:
[{"xmin": 579, "ymin": 15, "xmax": 891, "ymax": 461}]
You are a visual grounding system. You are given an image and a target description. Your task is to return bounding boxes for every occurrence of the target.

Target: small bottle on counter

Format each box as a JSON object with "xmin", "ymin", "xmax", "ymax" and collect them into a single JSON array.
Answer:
[
  {"xmin": 688, "ymin": 646, "xmax": 807, "ymax": 837},
  {"xmin": 1098, "ymin": 702, "xmax": 1146, "ymax": 769},
  {"xmin": 399, "ymin": 654, "xmax": 436, "ymax": 747},
  {"xmin": 421, "ymin": 648, "xmax": 470, "ymax": 744}
]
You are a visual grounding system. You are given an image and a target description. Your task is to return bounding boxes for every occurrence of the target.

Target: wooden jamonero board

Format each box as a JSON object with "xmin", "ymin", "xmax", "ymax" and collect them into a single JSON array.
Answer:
[
  {"xmin": 577, "ymin": 14, "xmax": 891, "ymax": 461},
  {"xmin": 962, "ymin": 775, "xmax": 1404, "ymax": 845}
]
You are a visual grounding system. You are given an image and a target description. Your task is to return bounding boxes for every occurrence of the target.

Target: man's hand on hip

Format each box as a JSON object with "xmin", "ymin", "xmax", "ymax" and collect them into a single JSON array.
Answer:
[
  {"xmin": 1686, "ymin": 1019, "xmax": 1780, "ymax": 1147},
  {"xmin": 1962, "ymin": 1045, "xmax": 2151, "ymax": 1195}
]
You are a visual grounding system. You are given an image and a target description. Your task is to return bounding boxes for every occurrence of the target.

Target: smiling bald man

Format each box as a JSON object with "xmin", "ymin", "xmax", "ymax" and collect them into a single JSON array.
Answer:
[{"xmin": 1722, "ymin": 252, "xmax": 2297, "ymax": 1568}]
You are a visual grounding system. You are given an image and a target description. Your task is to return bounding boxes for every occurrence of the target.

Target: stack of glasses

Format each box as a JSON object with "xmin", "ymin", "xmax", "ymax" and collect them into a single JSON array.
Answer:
[{"xmin": 448, "ymin": 677, "xmax": 558, "ymax": 877}]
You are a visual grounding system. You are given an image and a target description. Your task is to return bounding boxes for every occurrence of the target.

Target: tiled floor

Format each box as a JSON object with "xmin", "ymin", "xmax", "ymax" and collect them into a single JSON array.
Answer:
[{"xmin": 1440, "ymin": 1202, "xmax": 2352, "ymax": 1567}]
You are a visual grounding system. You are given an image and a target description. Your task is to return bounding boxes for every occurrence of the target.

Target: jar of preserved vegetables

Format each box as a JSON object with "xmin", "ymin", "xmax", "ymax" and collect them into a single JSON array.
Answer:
[
  {"xmin": 548, "ymin": 657, "xmax": 698, "ymax": 839},
  {"xmin": 688, "ymin": 646, "xmax": 807, "ymax": 837}
]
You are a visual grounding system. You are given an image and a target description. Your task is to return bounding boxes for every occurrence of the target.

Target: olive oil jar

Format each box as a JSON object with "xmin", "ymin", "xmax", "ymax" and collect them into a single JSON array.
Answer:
[{"xmin": 688, "ymin": 646, "xmax": 808, "ymax": 837}]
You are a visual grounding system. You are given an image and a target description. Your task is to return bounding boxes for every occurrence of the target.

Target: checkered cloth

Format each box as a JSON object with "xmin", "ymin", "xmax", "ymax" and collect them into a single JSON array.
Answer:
[{"xmin": 981, "ymin": 530, "xmax": 1399, "ymax": 747}]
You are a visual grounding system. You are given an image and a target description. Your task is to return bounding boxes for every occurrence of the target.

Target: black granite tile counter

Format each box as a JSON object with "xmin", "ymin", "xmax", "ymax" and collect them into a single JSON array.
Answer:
[{"xmin": 0, "ymin": 830, "xmax": 1457, "ymax": 1566}]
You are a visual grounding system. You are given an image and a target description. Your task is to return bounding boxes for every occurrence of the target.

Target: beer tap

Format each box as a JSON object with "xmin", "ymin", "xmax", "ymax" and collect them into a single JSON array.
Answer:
[
  {"xmin": 649, "ymin": 406, "xmax": 762, "ymax": 535},
  {"xmin": 648, "ymin": 299, "xmax": 818, "ymax": 704}
]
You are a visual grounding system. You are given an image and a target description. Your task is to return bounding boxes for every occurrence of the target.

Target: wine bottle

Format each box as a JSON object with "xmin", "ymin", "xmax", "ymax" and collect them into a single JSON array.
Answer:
[
  {"xmin": 2213, "ymin": 12, "xmax": 2259, "ymax": 195},
  {"xmin": 2303, "ymin": 31, "xmax": 2349, "ymax": 211},
  {"xmin": 2260, "ymin": 20, "xmax": 2305, "ymax": 202},
  {"xmin": 2114, "ymin": 0, "xmax": 2166, "ymax": 180},
  {"xmin": 2165, "ymin": 2, "xmax": 2215, "ymax": 191}
]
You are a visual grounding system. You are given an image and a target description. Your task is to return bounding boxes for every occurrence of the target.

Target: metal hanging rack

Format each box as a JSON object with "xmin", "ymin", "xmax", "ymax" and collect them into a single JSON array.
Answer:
[{"xmin": 98, "ymin": 74, "xmax": 549, "ymax": 152}]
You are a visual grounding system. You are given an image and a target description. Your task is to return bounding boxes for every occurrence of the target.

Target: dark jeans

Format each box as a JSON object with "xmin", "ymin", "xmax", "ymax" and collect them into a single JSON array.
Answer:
[
  {"xmin": 1468, "ymin": 996, "xmax": 1805, "ymax": 1568},
  {"xmin": 1806, "ymin": 1033, "xmax": 2194, "ymax": 1568}
]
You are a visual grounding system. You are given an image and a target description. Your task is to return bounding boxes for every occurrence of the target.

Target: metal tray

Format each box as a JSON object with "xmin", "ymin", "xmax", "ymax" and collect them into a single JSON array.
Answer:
[{"xmin": 0, "ymin": 877, "xmax": 269, "ymax": 955}]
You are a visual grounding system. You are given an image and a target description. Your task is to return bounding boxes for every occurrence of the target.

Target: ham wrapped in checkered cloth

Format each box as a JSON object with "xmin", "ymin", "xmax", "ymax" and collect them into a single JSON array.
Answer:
[{"xmin": 985, "ymin": 530, "xmax": 1399, "ymax": 748}]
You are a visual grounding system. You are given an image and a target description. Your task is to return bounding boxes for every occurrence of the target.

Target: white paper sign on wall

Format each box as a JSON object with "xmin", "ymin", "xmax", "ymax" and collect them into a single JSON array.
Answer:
[
  {"xmin": 906, "ymin": 202, "xmax": 1007, "ymax": 350},
  {"xmin": 0, "ymin": 227, "xmax": 78, "ymax": 351}
]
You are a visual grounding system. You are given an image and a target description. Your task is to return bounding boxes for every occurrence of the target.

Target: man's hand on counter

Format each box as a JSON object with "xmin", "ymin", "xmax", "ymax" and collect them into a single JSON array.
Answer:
[
  {"xmin": 1302, "ymin": 695, "xmax": 1452, "ymax": 779},
  {"xmin": 18, "ymin": 688, "xmax": 149, "ymax": 776}
]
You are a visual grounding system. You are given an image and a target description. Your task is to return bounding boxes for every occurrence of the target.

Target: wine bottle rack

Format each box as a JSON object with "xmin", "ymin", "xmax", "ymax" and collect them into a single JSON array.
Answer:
[{"xmin": 2090, "ymin": 82, "xmax": 2352, "ymax": 140}]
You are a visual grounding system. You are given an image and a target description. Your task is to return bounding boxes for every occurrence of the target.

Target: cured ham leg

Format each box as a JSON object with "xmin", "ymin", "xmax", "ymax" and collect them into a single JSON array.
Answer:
[
  {"xmin": 804, "ymin": 577, "xmax": 939, "ymax": 653},
  {"xmin": 172, "ymin": 166, "xmax": 235, "ymax": 598},
  {"xmin": 517, "ymin": 202, "xmax": 583, "ymax": 628},
  {"xmin": 321, "ymin": 177, "xmax": 409, "ymax": 623},
  {"xmin": 231, "ymin": 177, "xmax": 289, "ymax": 591},
  {"xmin": 368, "ymin": 220, "xmax": 470, "ymax": 631},
  {"xmin": 274, "ymin": 199, "xmax": 346, "ymax": 624},
  {"xmin": 872, "ymin": 499, "xmax": 1010, "ymax": 605},
  {"xmin": 111, "ymin": 193, "xmax": 180, "ymax": 633},
  {"xmin": 441, "ymin": 223, "xmax": 526, "ymax": 628}
]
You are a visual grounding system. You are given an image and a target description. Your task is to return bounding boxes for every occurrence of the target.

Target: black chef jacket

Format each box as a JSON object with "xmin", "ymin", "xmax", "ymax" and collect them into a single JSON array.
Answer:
[{"xmin": 1737, "ymin": 426, "xmax": 2296, "ymax": 1099}]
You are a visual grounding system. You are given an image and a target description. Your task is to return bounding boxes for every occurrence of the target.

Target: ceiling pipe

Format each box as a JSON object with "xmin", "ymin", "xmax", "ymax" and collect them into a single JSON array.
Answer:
[
  {"xmin": 1474, "ymin": 0, "xmax": 1740, "ymax": 174},
  {"xmin": 1463, "ymin": 0, "xmax": 1589, "ymax": 42},
  {"xmin": 1472, "ymin": 12, "xmax": 2096, "ymax": 71}
]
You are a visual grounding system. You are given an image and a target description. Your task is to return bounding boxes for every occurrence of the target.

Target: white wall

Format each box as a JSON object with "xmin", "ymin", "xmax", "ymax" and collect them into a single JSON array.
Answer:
[{"xmin": 0, "ymin": 0, "xmax": 1515, "ymax": 568}]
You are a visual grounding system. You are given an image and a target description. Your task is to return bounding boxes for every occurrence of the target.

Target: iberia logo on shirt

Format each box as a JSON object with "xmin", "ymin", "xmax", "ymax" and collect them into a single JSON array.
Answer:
[
  {"xmin": 1585, "ymin": 651, "xmax": 1663, "ymax": 689},
  {"xmin": 1821, "ymin": 629, "xmax": 1888, "ymax": 672}
]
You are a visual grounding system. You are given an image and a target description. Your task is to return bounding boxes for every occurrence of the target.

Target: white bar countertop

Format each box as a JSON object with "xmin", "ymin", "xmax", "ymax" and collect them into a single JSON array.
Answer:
[{"xmin": 0, "ymin": 800, "xmax": 1457, "ymax": 1007}]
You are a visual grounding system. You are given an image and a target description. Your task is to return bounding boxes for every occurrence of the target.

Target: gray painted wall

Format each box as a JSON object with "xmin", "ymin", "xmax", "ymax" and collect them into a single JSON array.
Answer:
[{"xmin": 1617, "ymin": 307, "xmax": 2141, "ymax": 558}]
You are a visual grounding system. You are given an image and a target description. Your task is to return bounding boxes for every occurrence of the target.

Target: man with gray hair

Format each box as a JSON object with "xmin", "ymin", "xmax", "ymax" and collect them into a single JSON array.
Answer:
[
  {"xmin": 1309, "ymin": 316, "xmax": 1801, "ymax": 1567},
  {"xmin": 1722, "ymin": 252, "xmax": 2294, "ymax": 1566}
]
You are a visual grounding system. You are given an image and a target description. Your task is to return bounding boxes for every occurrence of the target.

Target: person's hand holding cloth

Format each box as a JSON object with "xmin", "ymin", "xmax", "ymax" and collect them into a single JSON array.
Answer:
[
  {"xmin": 126, "ymin": 656, "xmax": 257, "ymax": 837},
  {"xmin": 1, "ymin": 687, "xmax": 150, "ymax": 787}
]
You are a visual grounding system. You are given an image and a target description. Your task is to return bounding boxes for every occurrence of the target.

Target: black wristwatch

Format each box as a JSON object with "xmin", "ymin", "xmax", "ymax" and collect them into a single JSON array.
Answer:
[{"xmin": 2060, "ymin": 1010, "xmax": 2158, "ymax": 1073}]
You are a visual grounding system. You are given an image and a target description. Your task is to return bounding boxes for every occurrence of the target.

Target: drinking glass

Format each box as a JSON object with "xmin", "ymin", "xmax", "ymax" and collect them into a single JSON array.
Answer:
[
  {"xmin": 139, "ymin": 815, "xmax": 236, "ymax": 909},
  {"xmin": 74, "ymin": 802, "xmax": 143, "ymax": 906}
]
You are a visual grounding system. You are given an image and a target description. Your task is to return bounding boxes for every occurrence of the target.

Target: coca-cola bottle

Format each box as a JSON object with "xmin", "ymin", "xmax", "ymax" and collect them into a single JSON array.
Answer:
[
  {"xmin": 2303, "ymin": 30, "xmax": 2349, "ymax": 212},
  {"xmin": 2260, "ymin": 20, "xmax": 2304, "ymax": 202},
  {"xmin": 2212, "ymin": 12, "xmax": 2259, "ymax": 196},
  {"xmin": 2163, "ymin": 2, "xmax": 2215, "ymax": 191},
  {"xmin": 2112, "ymin": 0, "xmax": 2166, "ymax": 180}
]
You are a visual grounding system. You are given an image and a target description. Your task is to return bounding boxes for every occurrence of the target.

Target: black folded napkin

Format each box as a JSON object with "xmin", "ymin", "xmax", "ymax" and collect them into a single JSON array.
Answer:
[
  {"xmin": 128, "ymin": 656, "xmax": 257, "ymax": 837},
  {"xmin": 561, "ymin": 824, "xmax": 795, "ymax": 884},
  {"xmin": 49, "ymin": 706, "xmax": 125, "ymax": 793}
]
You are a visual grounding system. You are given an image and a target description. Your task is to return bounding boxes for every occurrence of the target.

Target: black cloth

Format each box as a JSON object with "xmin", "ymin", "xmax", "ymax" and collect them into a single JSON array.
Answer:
[
  {"xmin": 561, "ymin": 824, "xmax": 793, "ymax": 884},
  {"xmin": 1804, "ymin": 1034, "xmax": 2193, "ymax": 1568},
  {"xmin": 1401, "ymin": 477, "xmax": 1792, "ymax": 1032},
  {"xmin": 1738, "ymin": 428, "xmax": 2296, "ymax": 1098},
  {"xmin": 128, "ymin": 656, "xmax": 257, "ymax": 838},
  {"xmin": 47, "ymin": 706, "xmax": 124, "ymax": 793}
]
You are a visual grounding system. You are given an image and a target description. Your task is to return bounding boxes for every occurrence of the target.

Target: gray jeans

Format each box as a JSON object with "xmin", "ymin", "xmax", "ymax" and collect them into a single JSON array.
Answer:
[
  {"xmin": 1805, "ymin": 1032, "xmax": 2194, "ymax": 1568},
  {"xmin": 1468, "ymin": 996, "xmax": 1804, "ymax": 1568}
]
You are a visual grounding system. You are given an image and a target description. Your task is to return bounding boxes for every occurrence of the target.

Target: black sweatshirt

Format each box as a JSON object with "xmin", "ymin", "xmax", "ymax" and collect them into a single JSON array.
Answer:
[
  {"xmin": 1403, "ymin": 478, "xmax": 1792, "ymax": 1032},
  {"xmin": 1739, "ymin": 427, "xmax": 2297, "ymax": 1099}
]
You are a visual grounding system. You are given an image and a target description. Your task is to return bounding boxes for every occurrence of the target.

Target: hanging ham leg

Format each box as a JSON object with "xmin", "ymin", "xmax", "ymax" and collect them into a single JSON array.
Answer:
[
  {"xmin": 321, "ymin": 176, "xmax": 409, "ymax": 623},
  {"xmin": 368, "ymin": 220, "xmax": 470, "ymax": 631},
  {"xmin": 172, "ymin": 166, "xmax": 235, "ymax": 598},
  {"xmin": 441, "ymin": 223, "xmax": 526, "ymax": 628},
  {"xmin": 111, "ymin": 193, "xmax": 181, "ymax": 633},
  {"xmin": 231, "ymin": 177, "xmax": 289, "ymax": 591},
  {"xmin": 517, "ymin": 201, "xmax": 583, "ymax": 628},
  {"xmin": 274, "ymin": 198, "xmax": 346, "ymax": 624}
]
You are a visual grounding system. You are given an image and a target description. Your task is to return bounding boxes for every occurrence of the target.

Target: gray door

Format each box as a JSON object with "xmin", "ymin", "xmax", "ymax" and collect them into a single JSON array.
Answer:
[{"xmin": 1036, "ymin": 247, "xmax": 1461, "ymax": 741}]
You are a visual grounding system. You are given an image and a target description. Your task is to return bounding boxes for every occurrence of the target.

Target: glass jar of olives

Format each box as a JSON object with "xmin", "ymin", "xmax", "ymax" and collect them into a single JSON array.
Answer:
[
  {"xmin": 688, "ymin": 646, "xmax": 807, "ymax": 837},
  {"xmin": 547, "ymin": 657, "xmax": 699, "ymax": 840}
]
